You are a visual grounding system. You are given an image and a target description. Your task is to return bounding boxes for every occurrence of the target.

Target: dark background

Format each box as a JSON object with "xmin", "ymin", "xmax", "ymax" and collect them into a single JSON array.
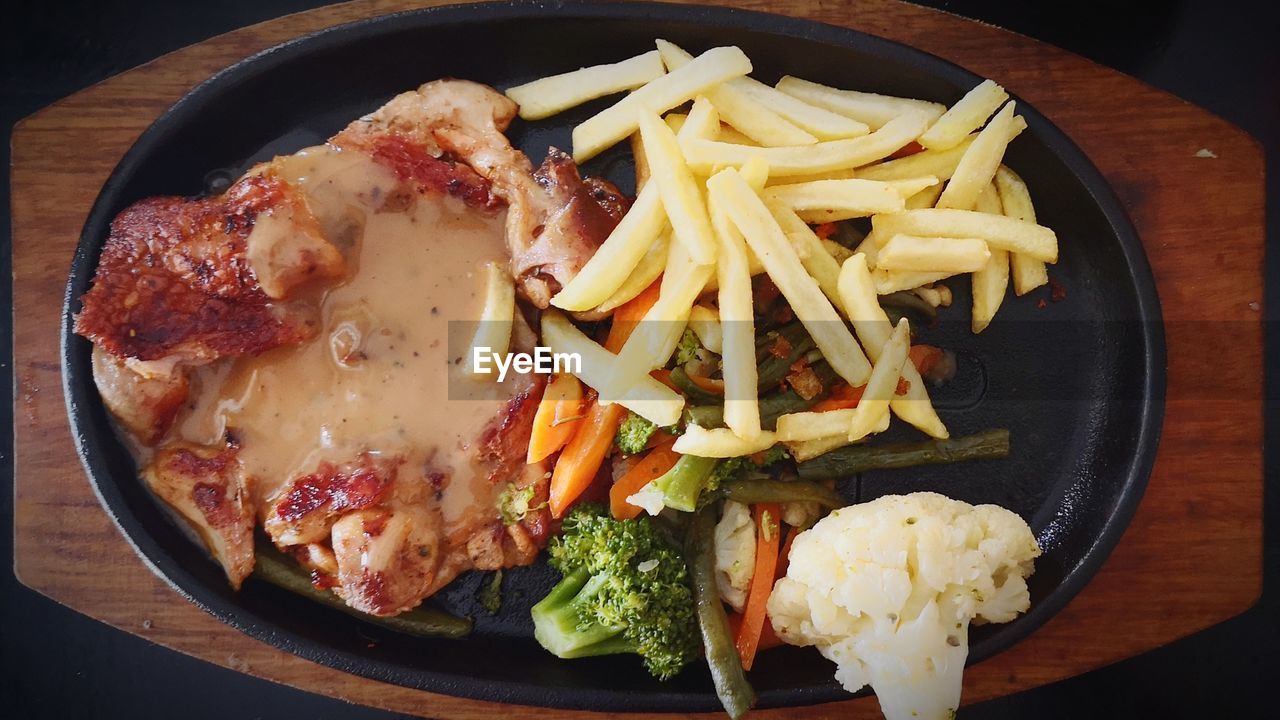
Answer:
[{"xmin": 2, "ymin": 1, "xmax": 1276, "ymax": 717}]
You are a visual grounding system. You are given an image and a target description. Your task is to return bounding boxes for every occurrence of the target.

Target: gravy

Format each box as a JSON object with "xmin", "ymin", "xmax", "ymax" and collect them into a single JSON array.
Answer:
[{"xmin": 173, "ymin": 145, "xmax": 518, "ymax": 533}]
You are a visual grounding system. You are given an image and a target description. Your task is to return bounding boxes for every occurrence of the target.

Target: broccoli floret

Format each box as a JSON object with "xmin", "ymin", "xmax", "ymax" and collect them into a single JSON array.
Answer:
[
  {"xmin": 497, "ymin": 483, "xmax": 543, "ymax": 525},
  {"xmin": 708, "ymin": 457, "xmax": 749, "ymax": 491},
  {"xmin": 532, "ymin": 505, "xmax": 699, "ymax": 680},
  {"xmin": 755, "ymin": 445, "xmax": 791, "ymax": 467},
  {"xmin": 708, "ymin": 446, "xmax": 791, "ymax": 490},
  {"xmin": 674, "ymin": 328, "xmax": 702, "ymax": 366},
  {"xmin": 615, "ymin": 411, "xmax": 658, "ymax": 455}
]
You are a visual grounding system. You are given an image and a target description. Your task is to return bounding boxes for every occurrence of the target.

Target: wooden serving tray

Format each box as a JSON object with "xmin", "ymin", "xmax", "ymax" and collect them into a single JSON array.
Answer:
[{"xmin": 11, "ymin": 0, "xmax": 1264, "ymax": 717}]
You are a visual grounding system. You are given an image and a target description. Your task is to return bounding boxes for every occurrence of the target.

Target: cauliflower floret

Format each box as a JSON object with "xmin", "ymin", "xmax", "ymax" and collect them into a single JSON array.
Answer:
[
  {"xmin": 767, "ymin": 492, "xmax": 1040, "ymax": 720},
  {"xmin": 713, "ymin": 500, "xmax": 756, "ymax": 611},
  {"xmin": 781, "ymin": 500, "xmax": 822, "ymax": 529}
]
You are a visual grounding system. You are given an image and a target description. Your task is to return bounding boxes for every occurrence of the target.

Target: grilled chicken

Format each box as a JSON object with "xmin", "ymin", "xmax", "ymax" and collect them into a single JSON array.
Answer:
[
  {"xmin": 143, "ymin": 443, "xmax": 256, "ymax": 588},
  {"xmin": 339, "ymin": 79, "xmax": 628, "ymax": 307},
  {"xmin": 263, "ymin": 453, "xmax": 401, "ymax": 547},
  {"xmin": 75, "ymin": 172, "xmax": 343, "ymax": 364},
  {"xmin": 91, "ymin": 347, "xmax": 190, "ymax": 445},
  {"xmin": 80, "ymin": 79, "xmax": 615, "ymax": 615}
]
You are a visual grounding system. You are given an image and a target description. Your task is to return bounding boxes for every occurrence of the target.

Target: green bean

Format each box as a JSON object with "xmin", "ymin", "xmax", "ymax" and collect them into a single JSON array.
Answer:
[
  {"xmin": 686, "ymin": 507, "xmax": 756, "ymax": 719},
  {"xmin": 879, "ymin": 291, "xmax": 938, "ymax": 326},
  {"xmin": 796, "ymin": 429, "xmax": 1012, "ymax": 480},
  {"xmin": 719, "ymin": 479, "xmax": 845, "ymax": 509},
  {"xmin": 669, "ymin": 366, "xmax": 724, "ymax": 405},
  {"xmin": 655, "ymin": 454, "xmax": 720, "ymax": 512},
  {"xmin": 685, "ymin": 404, "xmax": 726, "ymax": 429},
  {"xmin": 687, "ymin": 363, "xmax": 839, "ymax": 431},
  {"xmin": 253, "ymin": 544, "xmax": 473, "ymax": 638},
  {"xmin": 830, "ymin": 220, "xmax": 867, "ymax": 249},
  {"xmin": 756, "ymin": 324, "xmax": 816, "ymax": 390}
]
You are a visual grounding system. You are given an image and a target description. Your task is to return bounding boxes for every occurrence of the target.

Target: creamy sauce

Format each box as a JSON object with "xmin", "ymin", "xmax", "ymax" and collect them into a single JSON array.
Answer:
[{"xmin": 173, "ymin": 145, "xmax": 518, "ymax": 532}]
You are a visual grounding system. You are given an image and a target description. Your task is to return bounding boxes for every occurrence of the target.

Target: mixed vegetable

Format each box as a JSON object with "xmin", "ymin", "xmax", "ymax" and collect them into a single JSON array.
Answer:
[
  {"xmin": 496, "ymin": 36, "xmax": 1058, "ymax": 718},
  {"xmin": 515, "ymin": 269, "xmax": 1024, "ymax": 718}
]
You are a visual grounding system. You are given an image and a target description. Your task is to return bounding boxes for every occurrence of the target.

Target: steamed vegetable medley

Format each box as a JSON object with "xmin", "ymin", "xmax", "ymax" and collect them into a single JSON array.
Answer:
[{"xmin": 494, "ymin": 39, "xmax": 1057, "ymax": 720}]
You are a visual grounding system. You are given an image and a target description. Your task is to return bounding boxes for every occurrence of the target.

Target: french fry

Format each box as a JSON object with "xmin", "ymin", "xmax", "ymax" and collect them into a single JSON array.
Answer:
[
  {"xmin": 848, "ymin": 318, "xmax": 910, "ymax": 441},
  {"xmin": 856, "ymin": 115, "xmax": 1026, "ymax": 181},
  {"xmin": 876, "ymin": 234, "xmax": 992, "ymax": 273},
  {"xmin": 971, "ymin": 182, "xmax": 1009, "ymax": 333},
  {"xmin": 540, "ymin": 311, "xmax": 684, "ymax": 426},
  {"xmin": 904, "ymin": 182, "xmax": 945, "ymax": 210},
  {"xmin": 594, "ymin": 230, "xmax": 670, "ymax": 313},
  {"xmin": 734, "ymin": 77, "xmax": 870, "ymax": 139},
  {"xmin": 823, "ymin": 239, "xmax": 854, "ymax": 264},
  {"xmin": 738, "ymin": 156, "xmax": 770, "ymax": 190},
  {"xmin": 708, "ymin": 168, "xmax": 872, "ymax": 386},
  {"xmin": 764, "ymin": 167, "xmax": 858, "ymax": 186},
  {"xmin": 769, "ymin": 204, "xmax": 846, "ymax": 314},
  {"xmin": 872, "ymin": 268, "xmax": 956, "ymax": 294},
  {"xmin": 655, "ymin": 39, "xmax": 817, "ymax": 147},
  {"xmin": 506, "ymin": 50, "xmax": 667, "ymax": 121},
  {"xmin": 687, "ymin": 304, "xmax": 724, "ymax": 354},
  {"xmin": 638, "ymin": 112, "xmax": 717, "ymax": 264},
  {"xmin": 886, "ymin": 176, "xmax": 943, "ymax": 201},
  {"xmin": 838, "ymin": 254, "xmax": 947, "ymax": 438},
  {"xmin": 710, "ymin": 177, "xmax": 762, "ymax": 441},
  {"xmin": 785, "ymin": 434, "xmax": 861, "ymax": 462},
  {"xmin": 462, "ymin": 262, "xmax": 515, "ymax": 379},
  {"xmin": 606, "ymin": 237, "xmax": 714, "ymax": 401},
  {"xmin": 631, "ymin": 131, "xmax": 651, "ymax": 190},
  {"xmin": 680, "ymin": 111, "xmax": 931, "ymax": 177},
  {"xmin": 775, "ymin": 76, "xmax": 946, "ymax": 129},
  {"xmin": 655, "ymin": 39, "xmax": 868, "ymax": 140},
  {"xmin": 936, "ymin": 102, "xmax": 1018, "ymax": 210},
  {"xmin": 551, "ymin": 184, "xmax": 666, "ymax": 310},
  {"xmin": 858, "ymin": 138, "xmax": 972, "ymax": 181},
  {"xmin": 712, "ymin": 86, "xmax": 819, "ymax": 146},
  {"xmin": 870, "ymin": 208, "xmax": 1058, "ymax": 262},
  {"xmin": 853, "ymin": 229, "xmax": 882, "ymax": 269},
  {"xmin": 572, "ymin": 45, "xmax": 752, "ymax": 162},
  {"xmin": 995, "ymin": 166, "xmax": 1049, "ymax": 295},
  {"xmin": 974, "ymin": 179, "xmax": 1003, "ymax": 215},
  {"xmin": 673, "ymin": 425, "xmax": 779, "ymax": 457},
  {"xmin": 680, "ymin": 96, "xmax": 722, "ymax": 141},
  {"xmin": 716, "ymin": 123, "xmax": 758, "ymax": 146},
  {"xmin": 776, "ymin": 408, "xmax": 856, "ymax": 442},
  {"xmin": 763, "ymin": 179, "xmax": 908, "ymax": 221},
  {"xmin": 918, "ymin": 79, "xmax": 1009, "ymax": 150}
]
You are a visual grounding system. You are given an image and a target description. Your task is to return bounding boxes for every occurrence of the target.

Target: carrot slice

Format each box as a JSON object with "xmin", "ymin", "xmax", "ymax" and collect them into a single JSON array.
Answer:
[
  {"xmin": 735, "ymin": 503, "xmax": 782, "ymax": 671},
  {"xmin": 606, "ymin": 278, "xmax": 662, "ymax": 352},
  {"xmin": 609, "ymin": 439, "xmax": 679, "ymax": 520},
  {"xmin": 809, "ymin": 382, "xmax": 866, "ymax": 412},
  {"xmin": 545, "ymin": 280, "xmax": 659, "ymax": 516},
  {"xmin": 754, "ymin": 526, "xmax": 797, "ymax": 653},
  {"xmin": 909, "ymin": 344, "xmax": 945, "ymax": 376},
  {"xmin": 527, "ymin": 374, "xmax": 585, "ymax": 463},
  {"xmin": 550, "ymin": 400, "xmax": 628, "ymax": 518},
  {"xmin": 813, "ymin": 222, "xmax": 838, "ymax": 240},
  {"xmin": 687, "ymin": 373, "xmax": 725, "ymax": 395},
  {"xmin": 888, "ymin": 140, "xmax": 924, "ymax": 159},
  {"xmin": 645, "ymin": 428, "xmax": 676, "ymax": 450},
  {"xmin": 649, "ymin": 368, "xmax": 681, "ymax": 392}
]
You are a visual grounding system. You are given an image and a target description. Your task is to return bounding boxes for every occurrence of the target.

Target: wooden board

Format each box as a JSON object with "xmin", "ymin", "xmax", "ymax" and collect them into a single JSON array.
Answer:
[{"xmin": 11, "ymin": 0, "xmax": 1264, "ymax": 717}]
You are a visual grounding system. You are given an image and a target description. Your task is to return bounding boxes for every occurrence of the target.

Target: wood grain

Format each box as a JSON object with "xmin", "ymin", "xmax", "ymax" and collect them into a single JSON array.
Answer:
[{"xmin": 11, "ymin": 0, "xmax": 1264, "ymax": 717}]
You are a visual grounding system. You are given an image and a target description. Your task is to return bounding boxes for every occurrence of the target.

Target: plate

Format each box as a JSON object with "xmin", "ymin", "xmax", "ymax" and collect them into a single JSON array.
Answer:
[{"xmin": 61, "ymin": 1, "xmax": 1165, "ymax": 711}]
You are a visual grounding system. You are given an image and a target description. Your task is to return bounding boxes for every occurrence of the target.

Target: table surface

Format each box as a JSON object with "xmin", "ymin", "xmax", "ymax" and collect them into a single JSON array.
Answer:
[{"xmin": 4, "ymin": 1, "xmax": 1277, "ymax": 718}]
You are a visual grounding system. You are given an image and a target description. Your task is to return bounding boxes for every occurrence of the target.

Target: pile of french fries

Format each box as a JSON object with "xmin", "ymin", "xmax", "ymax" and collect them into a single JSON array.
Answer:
[{"xmin": 504, "ymin": 40, "xmax": 1059, "ymax": 460}]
